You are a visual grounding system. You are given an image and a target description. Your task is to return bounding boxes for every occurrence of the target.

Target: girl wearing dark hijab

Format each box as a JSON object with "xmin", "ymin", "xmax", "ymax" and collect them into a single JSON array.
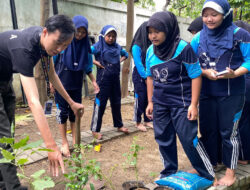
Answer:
[
  {"xmin": 191, "ymin": 0, "xmax": 250, "ymax": 186},
  {"xmin": 130, "ymin": 22, "xmax": 152, "ymax": 132},
  {"xmin": 90, "ymin": 25, "xmax": 129, "ymax": 140},
  {"xmin": 145, "ymin": 11, "xmax": 215, "ymax": 183},
  {"xmin": 53, "ymin": 15, "xmax": 99, "ymax": 157},
  {"xmin": 188, "ymin": 16, "xmax": 203, "ymax": 35}
]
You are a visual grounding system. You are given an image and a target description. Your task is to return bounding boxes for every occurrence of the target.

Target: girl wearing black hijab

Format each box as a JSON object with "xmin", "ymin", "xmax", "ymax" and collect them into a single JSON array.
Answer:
[
  {"xmin": 188, "ymin": 16, "xmax": 203, "ymax": 35},
  {"xmin": 130, "ymin": 22, "xmax": 152, "ymax": 132},
  {"xmin": 145, "ymin": 11, "xmax": 215, "ymax": 183}
]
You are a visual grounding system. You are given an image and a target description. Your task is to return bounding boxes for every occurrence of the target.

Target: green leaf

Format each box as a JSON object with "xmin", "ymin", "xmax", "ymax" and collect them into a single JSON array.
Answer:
[
  {"xmin": 13, "ymin": 136, "xmax": 29, "ymax": 149},
  {"xmin": 1, "ymin": 149, "xmax": 15, "ymax": 160},
  {"xmin": 17, "ymin": 173, "xmax": 29, "ymax": 179},
  {"xmin": 17, "ymin": 158, "xmax": 29, "ymax": 165},
  {"xmin": 37, "ymin": 148, "xmax": 54, "ymax": 152},
  {"xmin": 32, "ymin": 179, "xmax": 55, "ymax": 190},
  {"xmin": 0, "ymin": 158, "xmax": 12, "ymax": 164},
  {"xmin": 22, "ymin": 140, "xmax": 43, "ymax": 150},
  {"xmin": 31, "ymin": 169, "xmax": 45, "ymax": 179},
  {"xmin": 90, "ymin": 183, "xmax": 95, "ymax": 190},
  {"xmin": 0, "ymin": 137, "xmax": 14, "ymax": 144}
]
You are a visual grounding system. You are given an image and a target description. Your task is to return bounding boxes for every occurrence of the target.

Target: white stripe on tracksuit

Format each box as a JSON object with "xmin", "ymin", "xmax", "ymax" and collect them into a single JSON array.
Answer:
[
  {"xmin": 133, "ymin": 97, "xmax": 138, "ymax": 122},
  {"xmin": 92, "ymin": 104, "xmax": 99, "ymax": 132},
  {"xmin": 230, "ymin": 119, "xmax": 239, "ymax": 169},
  {"xmin": 196, "ymin": 142, "xmax": 215, "ymax": 177}
]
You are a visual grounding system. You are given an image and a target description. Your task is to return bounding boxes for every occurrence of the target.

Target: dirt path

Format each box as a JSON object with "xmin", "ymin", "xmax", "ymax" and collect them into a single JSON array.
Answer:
[{"xmin": 15, "ymin": 98, "xmax": 191, "ymax": 189}]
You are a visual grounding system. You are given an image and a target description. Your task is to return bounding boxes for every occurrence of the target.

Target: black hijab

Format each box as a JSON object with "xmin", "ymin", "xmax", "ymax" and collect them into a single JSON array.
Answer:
[
  {"xmin": 147, "ymin": 11, "xmax": 180, "ymax": 61},
  {"xmin": 187, "ymin": 16, "xmax": 203, "ymax": 33},
  {"xmin": 130, "ymin": 21, "xmax": 152, "ymax": 63}
]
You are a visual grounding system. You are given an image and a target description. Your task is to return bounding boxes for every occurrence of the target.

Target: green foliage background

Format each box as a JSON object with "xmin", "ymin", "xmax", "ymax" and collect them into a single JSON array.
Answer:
[
  {"xmin": 111, "ymin": 0, "xmax": 249, "ymax": 21},
  {"xmin": 169, "ymin": 0, "xmax": 249, "ymax": 21}
]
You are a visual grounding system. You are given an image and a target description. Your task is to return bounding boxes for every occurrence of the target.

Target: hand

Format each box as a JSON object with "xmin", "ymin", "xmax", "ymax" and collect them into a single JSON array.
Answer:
[
  {"xmin": 94, "ymin": 61, "xmax": 104, "ymax": 69},
  {"xmin": 203, "ymin": 69, "xmax": 218, "ymax": 80},
  {"xmin": 120, "ymin": 56, "xmax": 127, "ymax": 63},
  {"xmin": 146, "ymin": 102, "xmax": 153, "ymax": 120},
  {"xmin": 70, "ymin": 102, "xmax": 84, "ymax": 117},
  {"xmin": 187, "ymin": 104, "xmax": 198, "ymax": 120},
  {"xmin": 47, "ymin": 145, "xmax": 65, "ymax": 177},
  {"xmin": 93, "ymin": 81, "xmax": 100, "ymax": 94},
  {"xmin": 217, "ymin": 67, "xmax": 236, "ymax": 79}
]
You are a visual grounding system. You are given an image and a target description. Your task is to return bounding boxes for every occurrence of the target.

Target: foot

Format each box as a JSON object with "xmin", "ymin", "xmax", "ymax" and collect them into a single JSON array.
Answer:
[
  {"xmin": 117, "ymin": 127, "xmax": 129, "ymax": 134},
  {"xmin": 218, "ymin": 168, "xmax": 236, "ymax": 186},
  {"xmin": 238, "ymin": 160, "xmax": 248, "ymax": 165},
  {"xmin": 144, "ymin": 122, "xmax": 153, "ymax": 128},
  {"xmin": 92, "ymin": 132, "xmax": 102, "ymax": 140},
  {"xmin": 213, "ymin": 178, "xmax": 219, "ymax": 186},
  {"xmin": 136, "ymin": 123, "xmax": 147, "ymax": 132},
  {"xmin": 61, "ymin": 144, "xmax": 70, "ymax": 157}
]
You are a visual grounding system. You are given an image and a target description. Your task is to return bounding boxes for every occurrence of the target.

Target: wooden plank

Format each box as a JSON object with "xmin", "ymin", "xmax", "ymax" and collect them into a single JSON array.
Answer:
[
  {"xmin": 235, "ymin": 169, "xmax": 246, "ymax": 187},
  {"xmin": 237, "ymin": 165, "xmax": 250, "ymax": 184}
]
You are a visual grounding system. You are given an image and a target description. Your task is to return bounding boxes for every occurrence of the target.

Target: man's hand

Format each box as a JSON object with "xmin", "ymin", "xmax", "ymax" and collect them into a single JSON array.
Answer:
[
  {"xmin": 70, "ymin": 102, "xmax": 84, "ymax": 117},
  {"xmin": 47, "ymin": 145, "xmax": 65, "ymax": 177},
  {"xmin": 146, "ymin": 102, "xmax": 153, "ymax": 120}
]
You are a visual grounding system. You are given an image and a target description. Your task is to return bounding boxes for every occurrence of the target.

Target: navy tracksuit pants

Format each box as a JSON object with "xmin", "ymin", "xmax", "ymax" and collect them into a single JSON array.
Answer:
[
  {"xmin": 153, "ymin": 103, "xmax": 215, "ymax": 180},
  {"xmin": 132, "ymin": 69, "xmax": 151, "ymax": 123},
  {"xmin": 91, "ymin": 65, "xmax": 123, "ymax": 132},
  {"xmin": 0, "ymin": 81, "xmax": 27, "ymax": 190},
  {"xmin": 239, "ymin": 99, "xmax": 250, "ymax": 160},
  {"xmin": 199, "ymin": 95, "xmax": 244, "ymax": 169},
  {"xmin": 239, "ymin": 77, "xmax": 250, "ymax": 160},
  {"xmin": 55, "ymin": 89, "xmax": 82, "ymax": 124}
]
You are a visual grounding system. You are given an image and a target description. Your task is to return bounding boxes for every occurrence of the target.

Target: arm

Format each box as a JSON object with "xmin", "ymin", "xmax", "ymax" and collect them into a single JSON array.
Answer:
[
  {"xmin": 48, "ymin": 57, "xmax": 84, "ymax": 116},
  {"xmin": 182, "ymin": 44, "xmax": 202, "ymax": 120},
  {"xmin": 146, "ymin": 76, "xmax": 153, "ymax": 119},
  {"xmin": 93, "ymin": 59, "xmax": 104, "ymax": 69},
  {"xmin": 20, "ymin": 74, "xmax": 64, "ymax": 176},
  {"xmin": 132, "ymin": 45, "xmax": 147, "ymax": 79},
  {"xmin": 188, "ymin": 76, "xmax": 202, "ymax": 120},
  {"xmin": 190, "ymin": 33, "xmax": 218, "ymax": 80},
  {"xmin": 120, "ymin": 48, "xmax": 128, "ymax": 62},
  {"xmin": 85, "ymin": 54, "xmax": 100, "ymax": 94},
  {"xmin": 91, "ymin": 46, "xmax": 104, "ymax": 69},
  {"xmin": 217, "ymin": 67, "xmax": 249, "ymax": 79},
  {"xmin": 87, "ymin": 72, "xmax": 100, "ymax": 94},
  {"xmin": 120, "ymin": 56, "xmax": 127, "ymax": 63},
  {"xmin": 217, "ymin": 40, "xmax": 250, "ymax": 79}
]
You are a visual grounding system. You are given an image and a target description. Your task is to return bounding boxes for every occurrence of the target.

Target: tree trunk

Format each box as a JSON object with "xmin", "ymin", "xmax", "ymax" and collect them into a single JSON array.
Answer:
[
  {"xmin": 121, "ymin": 0, "xmax": 134, "ymax": 98},
  {"xmin": 34, "ymin": 0, "xmax": 50, "ymax": 107},
  {"xmin": 233, "ymin": 8, "xmax": 238, "ymax": 20},
  {"xmin": 162, "ymin": 0, "xmax": 171, "ymax": 11}
]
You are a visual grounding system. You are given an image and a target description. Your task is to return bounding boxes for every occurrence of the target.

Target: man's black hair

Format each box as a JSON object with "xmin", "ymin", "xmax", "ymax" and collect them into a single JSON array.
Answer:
[{"xmin": 45, "ymin": 14, "xmax": 75, "ymax": 43}]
